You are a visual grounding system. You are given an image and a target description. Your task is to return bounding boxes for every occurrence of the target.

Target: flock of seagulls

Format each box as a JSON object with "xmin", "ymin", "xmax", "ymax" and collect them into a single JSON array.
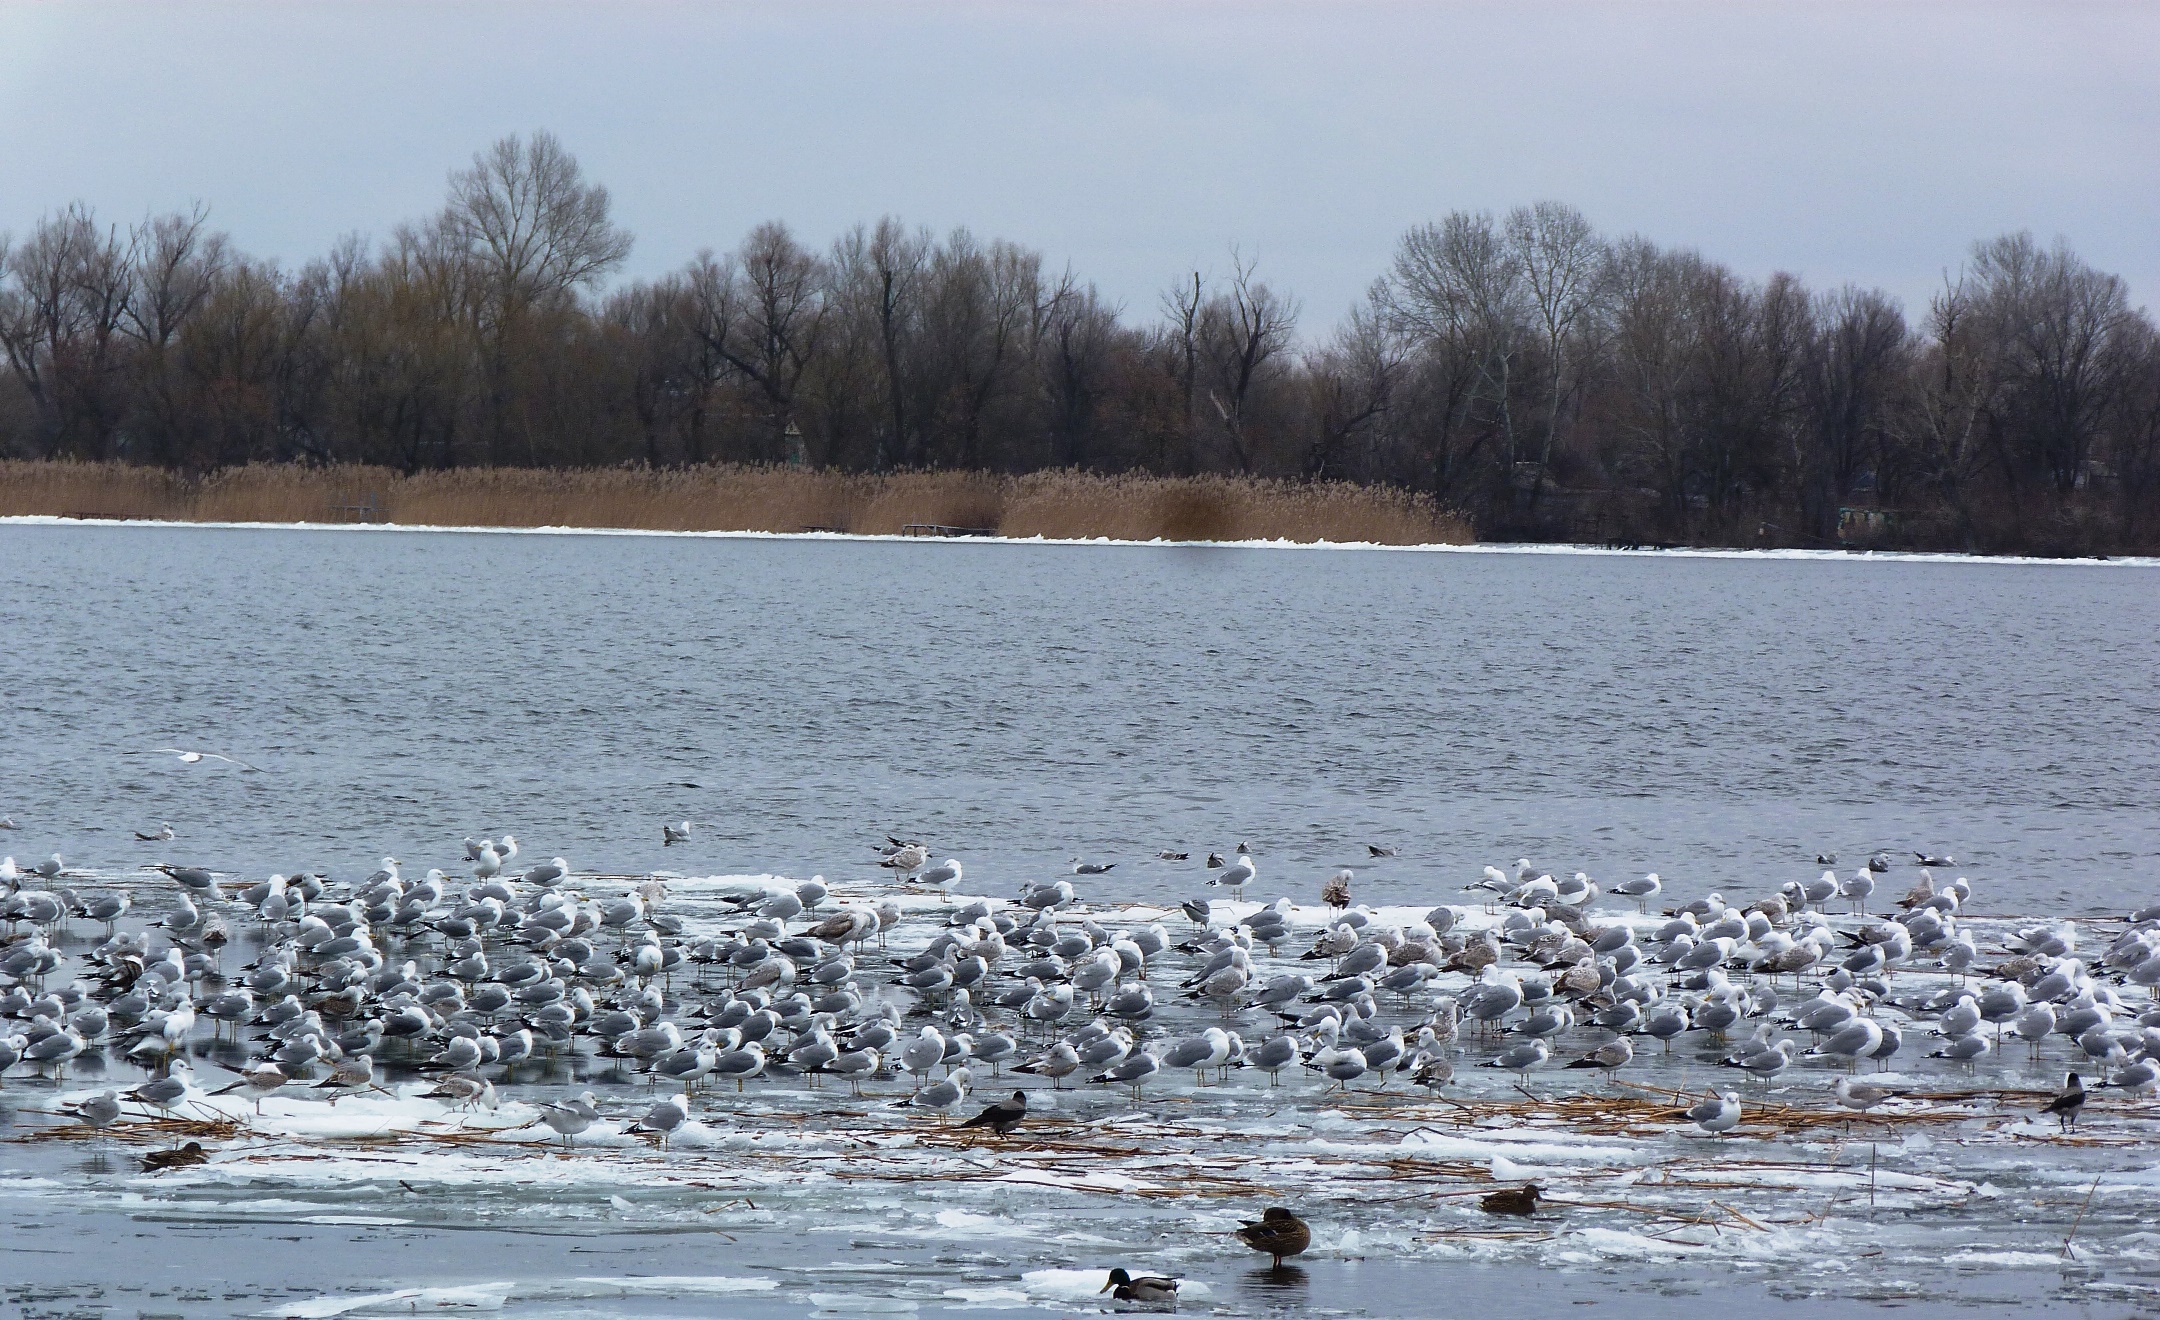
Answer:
[{"xmin": 2, "ymin": 828, "xmax": 2156, "ymax": 1299}]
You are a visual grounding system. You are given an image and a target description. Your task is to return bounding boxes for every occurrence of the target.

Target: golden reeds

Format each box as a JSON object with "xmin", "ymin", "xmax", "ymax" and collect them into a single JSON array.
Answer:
[{"xmin": 0, "ymin": 460, "xmax": 1471, "ymax": 546}]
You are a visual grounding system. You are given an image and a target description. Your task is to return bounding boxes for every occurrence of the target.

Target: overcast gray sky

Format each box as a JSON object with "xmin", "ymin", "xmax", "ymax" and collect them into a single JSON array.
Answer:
[{"xmin": 2, "ymin": 1, "xmax": 2153, "ymax": 331}]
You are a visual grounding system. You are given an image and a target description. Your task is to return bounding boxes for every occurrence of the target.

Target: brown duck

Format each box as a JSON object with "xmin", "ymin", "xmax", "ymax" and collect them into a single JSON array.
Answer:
[
  {"xmin": 140, "ymin": 1141, "xmax": 209, "ymax": 1173},
  {"xmin": 1235, "ymin": 1206, "xmax": 1311, "ymax": 1266},
  {"xmin": 1480, "ymin": 1183, "xmax": 1543, "ymax": 1216}
]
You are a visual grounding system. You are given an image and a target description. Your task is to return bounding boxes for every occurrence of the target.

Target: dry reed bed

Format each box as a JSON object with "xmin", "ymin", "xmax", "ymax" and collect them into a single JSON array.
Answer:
[{"xmin": 0, "ymin": 461, "xmax": 1470, "ymax": 546}]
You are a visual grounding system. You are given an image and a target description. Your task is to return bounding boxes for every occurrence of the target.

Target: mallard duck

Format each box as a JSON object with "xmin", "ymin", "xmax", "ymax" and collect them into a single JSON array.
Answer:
[
  {"xmin": 1479, "ymin": 1183, "xmax": 1543, "ymax": 1216},
  {"xmin": 140, "ymin": 1141, "xmax": 209, "ymax": 1173},
  {"xmin": 1235, "ymin": 1206, "xmax": 1311, "ymax": 1266},
  {"xmin": 1099, "ymin": 1268, "xmax": 1180, "ymax": 1304}
]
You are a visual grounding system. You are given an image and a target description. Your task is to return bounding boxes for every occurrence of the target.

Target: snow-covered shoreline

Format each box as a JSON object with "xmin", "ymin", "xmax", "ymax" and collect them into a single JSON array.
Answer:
[{"xmin": 5, "ymin": 513, "xmax": 2153, "ymax": 568}]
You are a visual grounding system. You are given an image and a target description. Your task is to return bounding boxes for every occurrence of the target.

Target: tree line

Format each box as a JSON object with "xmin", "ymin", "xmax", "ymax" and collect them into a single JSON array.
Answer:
[{"xmin": 4, "ymin": 131, "xmax": 2155, "ymax": 552}]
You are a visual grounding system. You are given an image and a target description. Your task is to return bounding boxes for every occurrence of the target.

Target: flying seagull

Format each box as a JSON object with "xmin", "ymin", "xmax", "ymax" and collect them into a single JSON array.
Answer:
[{"xmin": 146, "ymin": 748, "xmax": 259, "ymax": 770}]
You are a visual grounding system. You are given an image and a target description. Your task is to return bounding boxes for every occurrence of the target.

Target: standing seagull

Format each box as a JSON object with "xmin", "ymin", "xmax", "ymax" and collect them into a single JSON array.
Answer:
[
  {"xmin": 313, "ymin": 1054, "xmax": 379, "ymax": 1105},
  {"xmin": 538, "ymin": 1092, "xmax": 601, "ymax": 1148},
  {"xmin": 880, "ymin": 842, "xmax": 930, "ymax": 880},
  {"xmin": 1684, "ymin": 1090, "xmax": 1743, "ymax": 1136},
  {"xmin": 1208, "ymin": 853, "xmax": 1256, "ymax": 895},
  {"xmin": 1321, "ymin": 869, "xmax": 1353, "ymax": 910},
  {"xmin": 627, "ymin": 1093, "xmax": 689, "ymax": 1146},
  {"xmin": 212, "ymin": 1061, "xmax": 287, "ymax": 1114}
]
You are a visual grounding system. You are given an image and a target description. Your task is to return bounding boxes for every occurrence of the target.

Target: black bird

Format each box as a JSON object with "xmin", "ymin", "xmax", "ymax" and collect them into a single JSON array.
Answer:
[
  {"xmin": 1480, "ymin": 1183, "xmax": 1543, "ymax": 1216},
  {"xmin": 1235, "ymin": 1206, "xmax": 1311, "ymax": 1266},
  {"xmin": 2043, "ymin": 1072, "xmax": 2086, "ymax": 1132},
  {"xmin": 959, "ymin": 1089, "xmax": 1028, "ymax": 1135}
]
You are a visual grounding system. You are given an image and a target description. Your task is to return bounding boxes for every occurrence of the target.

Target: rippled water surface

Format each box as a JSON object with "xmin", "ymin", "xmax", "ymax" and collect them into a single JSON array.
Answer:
[
  {"xmin": 4, "ymin": 523, "xmax": 2160, "ymax": 1320},
  {"xmin": 5, "ymin": 524, "xmax": 2158, "ymax": 907}
]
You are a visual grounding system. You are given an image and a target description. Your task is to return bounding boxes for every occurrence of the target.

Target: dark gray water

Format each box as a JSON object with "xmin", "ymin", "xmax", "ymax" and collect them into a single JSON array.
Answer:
[
  {"xmin": 9, "ymin": 523, "xmax": 2160, "ymax": 1319},
  {"xmin": 3, "ymin": 524, "xmax": 2156, "ymax": 911}
]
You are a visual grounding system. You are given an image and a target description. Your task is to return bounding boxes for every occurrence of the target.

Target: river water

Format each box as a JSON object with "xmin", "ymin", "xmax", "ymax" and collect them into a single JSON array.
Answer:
[
  {"xmin": 3, "ymin": 522, "xmax": 2160, "ymax": 1319},
  {"xmin": 5, "ymin": 524, "xmax": 2157, "ymax": 910}
]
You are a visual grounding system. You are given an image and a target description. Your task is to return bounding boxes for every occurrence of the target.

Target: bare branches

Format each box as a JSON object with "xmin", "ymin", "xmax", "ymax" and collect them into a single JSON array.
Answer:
[{"xmin": 443, "ymin": 130, "xmax": 632, "ymax": 321}]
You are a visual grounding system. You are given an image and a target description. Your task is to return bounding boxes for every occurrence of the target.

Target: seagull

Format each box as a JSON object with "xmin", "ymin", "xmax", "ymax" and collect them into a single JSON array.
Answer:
[
  {"xmin": 1157, "ymin": 850, "xmax": 1189, "ymax": 861},
  {"xmin": 1914, "ymin": 851, "xmax": 1956, "ymax": 868},
  {"xmin": 2043, "ymin": 1072, "xmax": 2086, "ymax": 1132},
  {"xmin": 880, "ymin": 843, "xmax": 929, "ymax": 878},
  {"xmin": 1321, "ymin": 869, "xmax": 1353, "ymax": 910},
  {"xmin": 0, "ymin": 817, "xmax": 17, "ymax": 829},
  {"xmin": 125, "ymin": 1062, "xmax": 203, "ymax": 1121},
  {"xmin": 1071, "ymin": 859, "xmax": 1116, "ymax": 875},
  {"xmin": 1234, "ymin": 1207, "xmax": 1311, "ymax": 1267},
  {"xmin": 211, "ymin": 1061, "xmax": 287, "ymax": 1114},
  {"xmin": 422, "ymin": 1075, "xmax": 496, "ymax": 1111},
  {"xmin": 913, "ymin": 858, "xmax": 962, "ymax": 890},
  {"xmin": 1090, "ymin": 1050, "xmax": 1160, "ymax": 1099},
  {"xmin": 662, "ymin": 822, "xmax": 692, "ymax": 846},
  {"xmin": 1207, "ymin": 853, "xmax": 1256, "ymax": 894},
  {"xmin": 903, "ymin": 1067, "xmax": 972, "ymax": 1118},
  {"xmin": 1610, "ymin": 873, "xmax": 1661, "ymax": 913},
  {"xmin": 1684, "ymin": 1090, "xmax": 1743, "ymax": 1136},
  {"xmin": 537, "ymin": 1092, "xmax": 601, "ymax": 1148},
  {"xmin": 1835, "ymin": 1076, "xmax": 1907, "ymax": 1115},
  {"xmin": 958, "ymin": 1089, "xmax": 1028, "ymax": 1135},
  {"xmin": 1366, "ymin": 843, "xmax": 1398, "ymax": 857},
  {"xmin": 135, "ymin": 823, "xmax": 175, "ymax": 842},
  {"xmin": 1564, "ymin": 1035, "xmax": 1634, "ymax": 1083},
  {"xmin": 1482, "ymin": 1039, "xmax": 1550, "ymax": 1080},
  {"xmin": 627, "ymin": 1093, "xmax": 689, "ymax": 1146},
  {"xmin": 147, "ymin": 748, "xmax": 259, "ymax": 770},
  {"xmin": 1015, "ymin": 1042, "xmax": 1081, "ymax": 1087},
  {"xmin": 1100, "ymin": 1269, "xmax": 1180, "ymax": 1305},
  {"xmin": 62, "ymin": 1091, "xmax": 122, "ymax": 1134},
  {"xmin": 312, "ymin": 1054, "xmax": 378, "ymax": 1104}
]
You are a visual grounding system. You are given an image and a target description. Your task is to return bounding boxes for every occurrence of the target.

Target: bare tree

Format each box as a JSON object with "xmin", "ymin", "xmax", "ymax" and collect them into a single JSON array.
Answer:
[
  {"xmin": 444, "ymin": 131, "xmax": 632, "ymax": 320},
  {"xmin": 1302, "ymin": 305, "xmax": 1399, "ymax": 478},
  {"xmin": 1504, "ymin": 201, "xmax": 1603, "ymax": 505},
  {"xmin": 0, "ymin": 205, "xmax": 137, "ymax": 457},
  {"xmin": 1198, "ymin": 252, "xmax": 1298, "ymax": 472},
  {"xmin": 441, "ymin": 131, "xmax": 630, "ymax": 462},
  {"xmin": 1159, "ymin": 271, "xmax": 1204, "ymax": 470},
  {"xmin": 1378, "ymin": 212, "xmax": 1529, "ymax": 491},
  {"xmin": 690, "ymin": 223, "xmax": 830, "ymax": 463}
]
